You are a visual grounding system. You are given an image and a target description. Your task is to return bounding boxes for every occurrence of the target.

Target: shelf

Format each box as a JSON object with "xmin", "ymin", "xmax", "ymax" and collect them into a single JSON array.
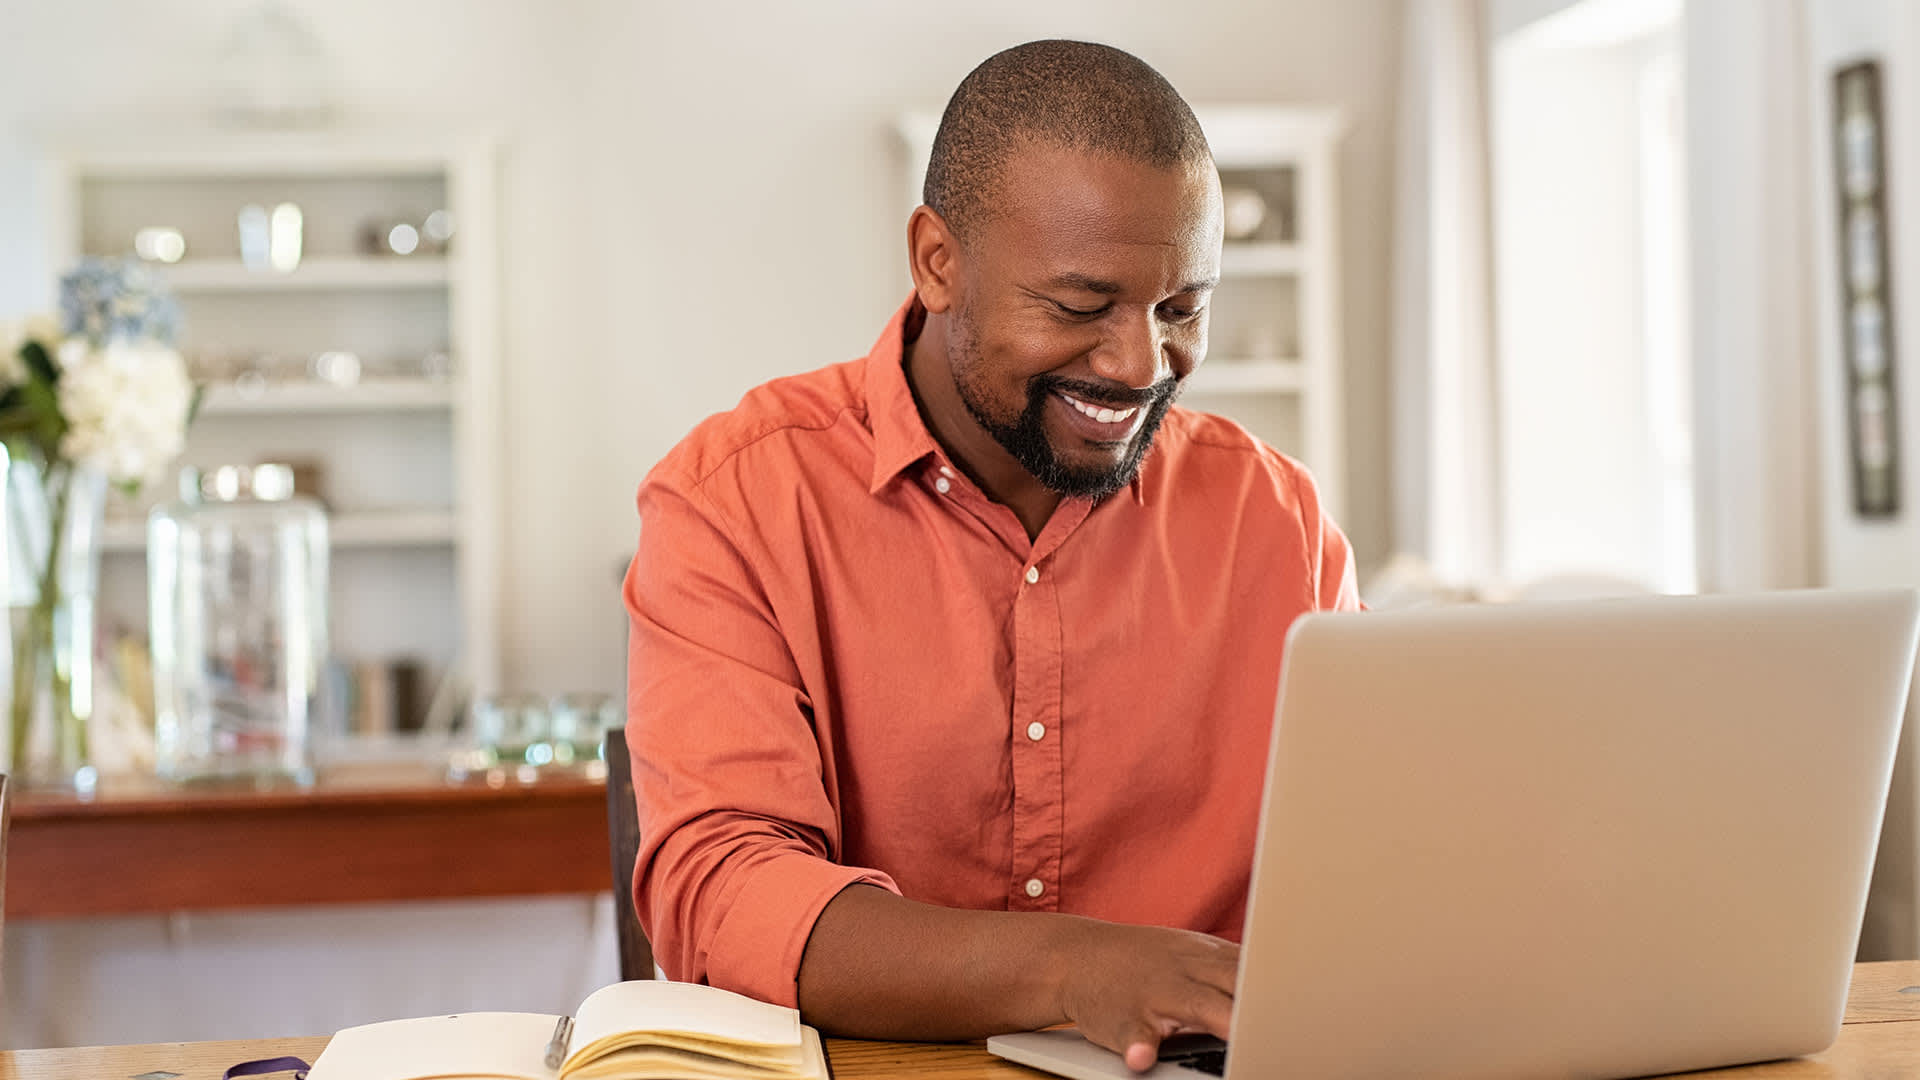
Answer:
[
  {"xmin": 101, "ymin": 508, "xmax": 458, "ymax": 553},
  {"xmin": 1186, "ymin": 360, "xmax": 1305, "ymax": 393},
  {"xmin": 1219, "ymin": 243, "xmax": 1302, "ymax": 276},
  {"xmin": 156, "ymin": 257, "xmax": 449, "ymax": 292},
  {"xmin": 198, "ymin": 378, "xmax": 456, "ymax": 416}
]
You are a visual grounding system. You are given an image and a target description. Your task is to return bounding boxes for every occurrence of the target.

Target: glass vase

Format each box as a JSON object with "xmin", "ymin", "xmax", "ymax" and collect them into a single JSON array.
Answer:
[{"xmin": 2, "ymin": 447, "xmax": 108, "ymax": 794}]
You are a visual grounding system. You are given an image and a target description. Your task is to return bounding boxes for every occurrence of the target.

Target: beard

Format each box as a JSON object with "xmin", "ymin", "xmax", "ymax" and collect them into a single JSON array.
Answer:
[{"xmin": 949, "ymin": 318, "xmax": 1180, "ymax": 500}]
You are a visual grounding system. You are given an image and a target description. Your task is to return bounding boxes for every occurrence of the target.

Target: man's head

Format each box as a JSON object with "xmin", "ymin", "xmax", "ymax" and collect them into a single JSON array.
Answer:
[{"xmin": 909, "ymin": 40, "xmax": 1222, "ymax": 501}]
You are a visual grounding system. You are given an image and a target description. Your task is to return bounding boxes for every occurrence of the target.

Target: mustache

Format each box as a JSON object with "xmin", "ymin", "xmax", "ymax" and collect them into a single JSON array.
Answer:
[{"xmin": 1029, "ymin": 373, "xmax": 1179, "ymax": 411}]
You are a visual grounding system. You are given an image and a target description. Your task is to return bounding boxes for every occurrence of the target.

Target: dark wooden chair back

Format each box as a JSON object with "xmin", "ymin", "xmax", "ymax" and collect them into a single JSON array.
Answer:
[
  {"xmin": 604, "ymin": 729, "xmax": 654, "ymax": 981},
  {"xmin": 1, "ymin": 773, "xmax": 9, "ymax": 976}
]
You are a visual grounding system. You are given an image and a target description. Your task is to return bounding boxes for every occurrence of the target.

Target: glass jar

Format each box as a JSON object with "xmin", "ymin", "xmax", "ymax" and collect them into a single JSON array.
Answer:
[
  {"xmin": 548, "ymin": 691, "xmax": 623, "ymax": 765},
  {"xmin": 149, "ymin": 464, "xmax": 327, "ymax": 785}
]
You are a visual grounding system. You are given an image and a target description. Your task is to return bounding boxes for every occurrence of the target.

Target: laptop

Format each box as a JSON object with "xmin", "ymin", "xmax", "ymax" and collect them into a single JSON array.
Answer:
[{"xmin": 989, "ymin": 589, "xmax": 1920, "ymax": 1079}]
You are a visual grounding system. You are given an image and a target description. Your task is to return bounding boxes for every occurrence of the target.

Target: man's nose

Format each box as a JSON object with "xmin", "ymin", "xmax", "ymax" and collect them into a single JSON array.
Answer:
[{"xmin": 1089, "ymin": 307, "xmax": 1168, "ymax": 391}]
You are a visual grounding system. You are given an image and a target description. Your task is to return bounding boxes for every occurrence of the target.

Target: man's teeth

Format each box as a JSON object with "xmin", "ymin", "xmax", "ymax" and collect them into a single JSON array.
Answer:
[{"xmin": 1059, "ymin": 393, "xmax": 1139, "ymax": 425}]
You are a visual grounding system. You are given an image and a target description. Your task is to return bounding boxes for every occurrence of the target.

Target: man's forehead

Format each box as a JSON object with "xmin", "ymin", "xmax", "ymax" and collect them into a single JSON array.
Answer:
[
  {"xmin": 991, "ymin": 141, "xmax": 1218, "ymax": 217},
  {"xmin": 975, "ymin": 145, "xmax": 1222, "ymax": 275}
]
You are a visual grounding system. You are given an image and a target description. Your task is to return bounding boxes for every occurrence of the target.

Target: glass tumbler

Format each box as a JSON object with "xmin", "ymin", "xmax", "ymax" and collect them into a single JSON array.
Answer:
[{"xmin": 149, "ymin": 464, "xmax": 327, "ymax": 785}]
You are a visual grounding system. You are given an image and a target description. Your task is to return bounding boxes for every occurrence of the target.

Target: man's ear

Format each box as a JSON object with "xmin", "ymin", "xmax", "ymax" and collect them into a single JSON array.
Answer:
[{"xmin": 906, "ymin": 205, "xmax": 961, "ymax": 315}]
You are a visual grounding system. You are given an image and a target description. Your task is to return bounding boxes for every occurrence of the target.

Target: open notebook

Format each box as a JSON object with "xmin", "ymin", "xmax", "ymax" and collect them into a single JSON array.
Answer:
[{"xmin": 305, "ymin": 980, "xmax": 827, "ymax": 1080}]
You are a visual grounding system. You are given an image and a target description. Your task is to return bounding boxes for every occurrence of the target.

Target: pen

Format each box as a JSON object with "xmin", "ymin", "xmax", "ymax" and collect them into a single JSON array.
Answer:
[{"xmin": 544, "ymin": 1015, "xmax": 574, "ymax": 1070}]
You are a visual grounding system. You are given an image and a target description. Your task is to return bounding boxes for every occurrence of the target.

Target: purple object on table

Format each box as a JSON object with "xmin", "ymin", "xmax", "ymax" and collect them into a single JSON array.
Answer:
[{"xmin": 223, "ymin": 1056, "xmax": 310, "ymax": 1079}]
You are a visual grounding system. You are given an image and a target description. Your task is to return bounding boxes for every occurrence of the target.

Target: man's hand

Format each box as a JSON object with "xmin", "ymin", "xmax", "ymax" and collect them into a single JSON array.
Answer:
[
  {"xmin": 797, "ymin": 884, "xmax": 1238, "ymax": 1072},
  {"xmin": 1055, "ymin": 922, "xmax": 1239, "ymax": 1071}
]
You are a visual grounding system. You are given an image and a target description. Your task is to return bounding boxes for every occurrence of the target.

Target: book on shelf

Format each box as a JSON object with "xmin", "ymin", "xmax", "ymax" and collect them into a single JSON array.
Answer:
[{"xmin": 306, "ymin": 979, "xmax": 826, "ymax": 1080}]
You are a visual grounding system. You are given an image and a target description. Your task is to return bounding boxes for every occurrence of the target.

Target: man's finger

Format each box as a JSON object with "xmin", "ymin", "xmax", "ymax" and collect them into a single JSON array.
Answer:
[
  {"xmin": 1181, "ymin": 981, "xmax": 1235, "ymax": 1040},
  {"xmin": 1192, "ymin": 945, "xmax": 1241, "ymax": 995}
]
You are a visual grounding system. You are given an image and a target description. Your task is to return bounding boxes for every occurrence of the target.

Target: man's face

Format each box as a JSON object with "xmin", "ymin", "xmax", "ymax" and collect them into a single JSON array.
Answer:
[{"xmin": 946, "ymin": 144, "xmax": 1222, "ymax": 498}]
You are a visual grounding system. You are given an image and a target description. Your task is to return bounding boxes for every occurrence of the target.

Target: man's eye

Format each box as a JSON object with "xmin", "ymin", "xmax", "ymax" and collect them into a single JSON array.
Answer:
[
  {"xmin": 1160, "ymin": 305, "xmax": 1205, "ymax": 323},
  {"xmin": 1053, "ymin": 301, "xmax": 1105, "ymax": 317}
]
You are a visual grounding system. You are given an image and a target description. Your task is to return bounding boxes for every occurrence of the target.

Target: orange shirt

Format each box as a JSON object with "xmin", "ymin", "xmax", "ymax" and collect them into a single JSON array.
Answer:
[{"xmin": 624, "ymin": 298, "xmax": 1360, "ymax": 1007}]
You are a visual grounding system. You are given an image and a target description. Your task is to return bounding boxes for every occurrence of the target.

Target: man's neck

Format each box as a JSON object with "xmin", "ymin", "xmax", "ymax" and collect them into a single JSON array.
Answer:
[{"xmin": 902, "ymin": 309, "xmax": 1060, "ymax": 541}]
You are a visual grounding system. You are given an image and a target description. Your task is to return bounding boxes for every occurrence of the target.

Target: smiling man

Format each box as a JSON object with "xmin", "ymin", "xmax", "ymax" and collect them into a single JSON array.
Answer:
[{"xmin": 624, "ymin": 40, "xmax": 1359, "ymax": 1070}]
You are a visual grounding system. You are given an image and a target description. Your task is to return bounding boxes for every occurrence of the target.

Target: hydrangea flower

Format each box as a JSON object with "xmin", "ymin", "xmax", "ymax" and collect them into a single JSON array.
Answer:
[
  {"xmin": 59, "ymin": 257, "xmax": 182, "ymax": 347},
  {"xmin": 55, "ymin": 338, "xmax": 193, "ymax": 488}
]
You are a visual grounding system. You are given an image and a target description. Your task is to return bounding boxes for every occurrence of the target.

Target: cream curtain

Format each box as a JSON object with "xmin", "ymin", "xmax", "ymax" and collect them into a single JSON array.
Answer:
[
  {"xmin": 1390, "ymin": 0, "xmax": 1502, "ymax": 589},
  {"xmin": 1685, "ymin": 0, "xmax": 1820, "ymax": 596}
]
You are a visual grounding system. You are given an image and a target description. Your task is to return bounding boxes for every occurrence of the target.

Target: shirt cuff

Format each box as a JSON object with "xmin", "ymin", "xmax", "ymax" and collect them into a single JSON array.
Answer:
[{"xmin": 705, "ymin": 851, "xmax": 899, "ymax": 1007}]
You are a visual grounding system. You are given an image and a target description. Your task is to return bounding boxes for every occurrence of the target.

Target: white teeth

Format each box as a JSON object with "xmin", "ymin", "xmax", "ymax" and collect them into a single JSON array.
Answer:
[{"xmin": 1059, "ymin": 393, "xmax": 1139, "ymax": 424}]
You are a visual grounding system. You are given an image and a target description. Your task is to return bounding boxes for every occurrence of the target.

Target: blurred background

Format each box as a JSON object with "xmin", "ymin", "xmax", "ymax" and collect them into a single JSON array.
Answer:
[{"xmin": 2, "ymin": 0, "xmax": 1916, "ymax": 1053}]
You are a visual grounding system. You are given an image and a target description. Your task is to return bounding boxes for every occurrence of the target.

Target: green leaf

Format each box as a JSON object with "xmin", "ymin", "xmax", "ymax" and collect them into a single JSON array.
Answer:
[{"xmin": 20, "ymin": 340, "xmax": 56, "ymax": 385}]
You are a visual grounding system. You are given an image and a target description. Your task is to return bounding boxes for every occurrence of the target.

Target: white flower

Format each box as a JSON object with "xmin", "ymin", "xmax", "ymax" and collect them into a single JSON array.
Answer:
[
  {"xmin": 55, "ymin": 337, "xmax": 87, "ymax": 373},
  {"xmin": 55, "ymin": 340, "xmax": 193, "ymax": 489}
]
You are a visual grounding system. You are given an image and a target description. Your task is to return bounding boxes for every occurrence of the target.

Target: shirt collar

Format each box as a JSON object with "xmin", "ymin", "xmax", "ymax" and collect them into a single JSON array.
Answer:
[
  {"xmin": 866, "ymin": 294, "xmax": 942, "ymax": 494},
  {"xmin": 864, "ymin": 292, "xmax": 1152, "ymax": 507}
]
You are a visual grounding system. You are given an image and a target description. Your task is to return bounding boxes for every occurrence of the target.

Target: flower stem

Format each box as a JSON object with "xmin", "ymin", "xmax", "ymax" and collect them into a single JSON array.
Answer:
[{"xmin": 8, "ymin": 462, "xmax": 78, "ymax": 778}]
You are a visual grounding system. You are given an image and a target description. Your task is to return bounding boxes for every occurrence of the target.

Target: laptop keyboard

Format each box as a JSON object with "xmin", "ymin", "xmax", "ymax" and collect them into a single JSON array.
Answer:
[
  {"xmin": 1163, "ymin": 1047, "xmax": 1226, "ymax": 1075},
  {"xmin": 1158, "ymin": 1035, "xmax": 1228, "ymax": 1076}
]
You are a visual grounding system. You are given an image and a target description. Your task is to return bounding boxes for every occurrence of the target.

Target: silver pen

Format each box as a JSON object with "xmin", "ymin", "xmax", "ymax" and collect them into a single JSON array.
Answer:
[{"xmin": 544, "ymin": 1015, "xmax": 574, "ymax": 1069}]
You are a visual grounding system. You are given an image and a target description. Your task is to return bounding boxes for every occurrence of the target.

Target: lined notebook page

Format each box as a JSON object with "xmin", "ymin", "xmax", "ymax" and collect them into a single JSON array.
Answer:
[
  {"xmin": 306, "ymin": 1011, "xmax": 561, "ymax": 1080},
  {"xmin": 572, "ymin": 981, "xmax": 802, "ymax": 1050}
]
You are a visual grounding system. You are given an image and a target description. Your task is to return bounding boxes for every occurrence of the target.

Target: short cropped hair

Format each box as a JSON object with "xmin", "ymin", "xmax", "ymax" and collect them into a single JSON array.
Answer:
[{"xmin": 924, "ymin": 40, "xmax": 1213, "ymax": 241}]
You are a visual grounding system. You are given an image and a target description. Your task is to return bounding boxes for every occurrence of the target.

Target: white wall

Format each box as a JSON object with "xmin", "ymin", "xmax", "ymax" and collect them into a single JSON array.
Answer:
[
  {"xmin": 1806, "ymin": 0, "xmax": 1920, "ymax": 588},
  {"xmin": 0, "ymin": 0, "xmax": 1402, "ymax": 699}
]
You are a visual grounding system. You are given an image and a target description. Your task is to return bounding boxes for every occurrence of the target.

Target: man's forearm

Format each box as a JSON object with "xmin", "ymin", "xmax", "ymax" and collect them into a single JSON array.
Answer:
[{"xmin": 795, "ymin": 883, "xmax": 1084, "ymax": 1040}]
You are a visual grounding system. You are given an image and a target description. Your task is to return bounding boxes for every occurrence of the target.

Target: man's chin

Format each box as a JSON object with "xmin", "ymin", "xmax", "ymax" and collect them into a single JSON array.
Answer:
[{"xmin": 1037, "ymin": 447, "xmax": 1138, "ymax": 498}]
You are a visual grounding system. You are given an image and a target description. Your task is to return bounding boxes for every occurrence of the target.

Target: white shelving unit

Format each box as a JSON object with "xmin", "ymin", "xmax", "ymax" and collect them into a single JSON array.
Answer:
[
  {"xmin": 197, "ymin": 377, "xmax": 458, "ymax": 416},
  {"xmin": 894, "ymin": 105, "xmax": 1346, "ymax": 517},
  {"xmin": 159, "ymin": 256, "xmax": 452, "ymax": 292},
  {"xmin": 1186, "ymin": 360, "xmax": 1307, "ymax": 394},
  {"xmin": 40, "ymin": 134, "xmax": 504, "ymax": 704},
  {"xmin": 100, "ymin": 508, "xmax": 460, "ymax": 553}
]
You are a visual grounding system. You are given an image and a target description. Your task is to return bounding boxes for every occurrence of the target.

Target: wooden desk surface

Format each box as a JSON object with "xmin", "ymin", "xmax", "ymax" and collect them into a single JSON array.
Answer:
[
  {"xmin": 6, "ymin": 961, "xmax": 1920, "ymax": 1079},
  {"xmin": 6, "ymin": 762, "xmax": 610, "ymax": 919}
]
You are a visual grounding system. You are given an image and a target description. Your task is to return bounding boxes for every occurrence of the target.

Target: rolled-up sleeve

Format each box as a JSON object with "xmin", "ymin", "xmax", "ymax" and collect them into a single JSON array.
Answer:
[{"xmin": 624, "ymin": 464, "xmax": 897, "ymax": 1006}]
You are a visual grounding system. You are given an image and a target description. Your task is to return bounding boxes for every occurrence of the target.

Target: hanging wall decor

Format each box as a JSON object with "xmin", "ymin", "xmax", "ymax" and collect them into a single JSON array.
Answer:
[{"xmin": 1834, "ymin": 59, "xmax": 1901, "ymax": 518}]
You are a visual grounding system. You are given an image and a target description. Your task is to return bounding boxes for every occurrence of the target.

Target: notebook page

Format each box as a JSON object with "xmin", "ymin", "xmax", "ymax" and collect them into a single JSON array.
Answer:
[
  {"xmin": 572, "ymin": 981, "xmax": 801, "ymax": 1050},
  {"xmin": 306, "ymin": 1011, "xmax": 561, "ymax": 1080},
  {"xmin": 565, "ymin": 1027, "xmax": 826, "ymax": 1080}
]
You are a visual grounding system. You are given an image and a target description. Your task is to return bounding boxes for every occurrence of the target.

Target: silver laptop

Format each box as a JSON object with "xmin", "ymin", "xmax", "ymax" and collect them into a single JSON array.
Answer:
[{"xmin": 990, "ymin": 589, "xmax": 1920, "ymax": 1079}]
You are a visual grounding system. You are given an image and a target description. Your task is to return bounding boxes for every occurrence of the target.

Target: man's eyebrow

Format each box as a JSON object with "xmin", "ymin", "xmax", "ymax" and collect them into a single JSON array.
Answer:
[
  {"xmin": 1046, "ymin": 272, "xmax": 1125, "ymax": 295},
  {"xmin": 1043, "ymin": 273, "xmax": 1221, "ymax": 295}
]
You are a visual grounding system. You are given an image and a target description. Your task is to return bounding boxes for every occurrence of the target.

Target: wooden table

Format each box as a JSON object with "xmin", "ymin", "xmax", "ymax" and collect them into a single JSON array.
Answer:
[
  {"xmin": 6, "ymin": 961, "xmax": 1920, "ymax": 1079},
  {"xmin": 5, "ymin": 762, "xmax": 611, "ymax": 919}
]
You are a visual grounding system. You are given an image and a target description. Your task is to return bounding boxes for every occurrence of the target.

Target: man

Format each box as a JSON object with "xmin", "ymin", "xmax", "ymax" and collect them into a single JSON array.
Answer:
[{"xmin": 625, "ymin": 40, "xmax": 1359, "ymax": 1071}]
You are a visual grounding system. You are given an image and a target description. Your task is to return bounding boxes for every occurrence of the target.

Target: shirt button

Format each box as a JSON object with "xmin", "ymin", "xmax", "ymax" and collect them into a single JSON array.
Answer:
[
  {"xmin": 939, "ymin": 465, "xmax": 955, "ymax": 478},
  {"xmin": 1027, "ymin": 721, "xmax": 1046, "ymax": 741},
  {"xmin": 1024, "ymin": 878, "xmax": 1046, "ymax": 898},
  {"xmin": 1024, "ymin": 566, "xmax": 1040, "ymax": 585},
  {"xmin": 934, "ymin": 476, "xmax": 951, "ymax": 494}
]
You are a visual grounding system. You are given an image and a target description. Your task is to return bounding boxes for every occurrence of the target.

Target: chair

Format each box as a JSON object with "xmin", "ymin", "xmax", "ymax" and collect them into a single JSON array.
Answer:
[
  {"xmin": 604, "ymin": 729, "xmax": 655, "ymax": 981},
  {"xmin": 1, "ymin": 773, "xmax": 10, "ymax": 975}
]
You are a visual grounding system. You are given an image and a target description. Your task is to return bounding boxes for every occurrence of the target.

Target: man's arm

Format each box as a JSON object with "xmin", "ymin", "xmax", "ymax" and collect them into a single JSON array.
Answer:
[{"xmin": 798, "ymin": 884, "xmax": 1237, "ymax": 1073}]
